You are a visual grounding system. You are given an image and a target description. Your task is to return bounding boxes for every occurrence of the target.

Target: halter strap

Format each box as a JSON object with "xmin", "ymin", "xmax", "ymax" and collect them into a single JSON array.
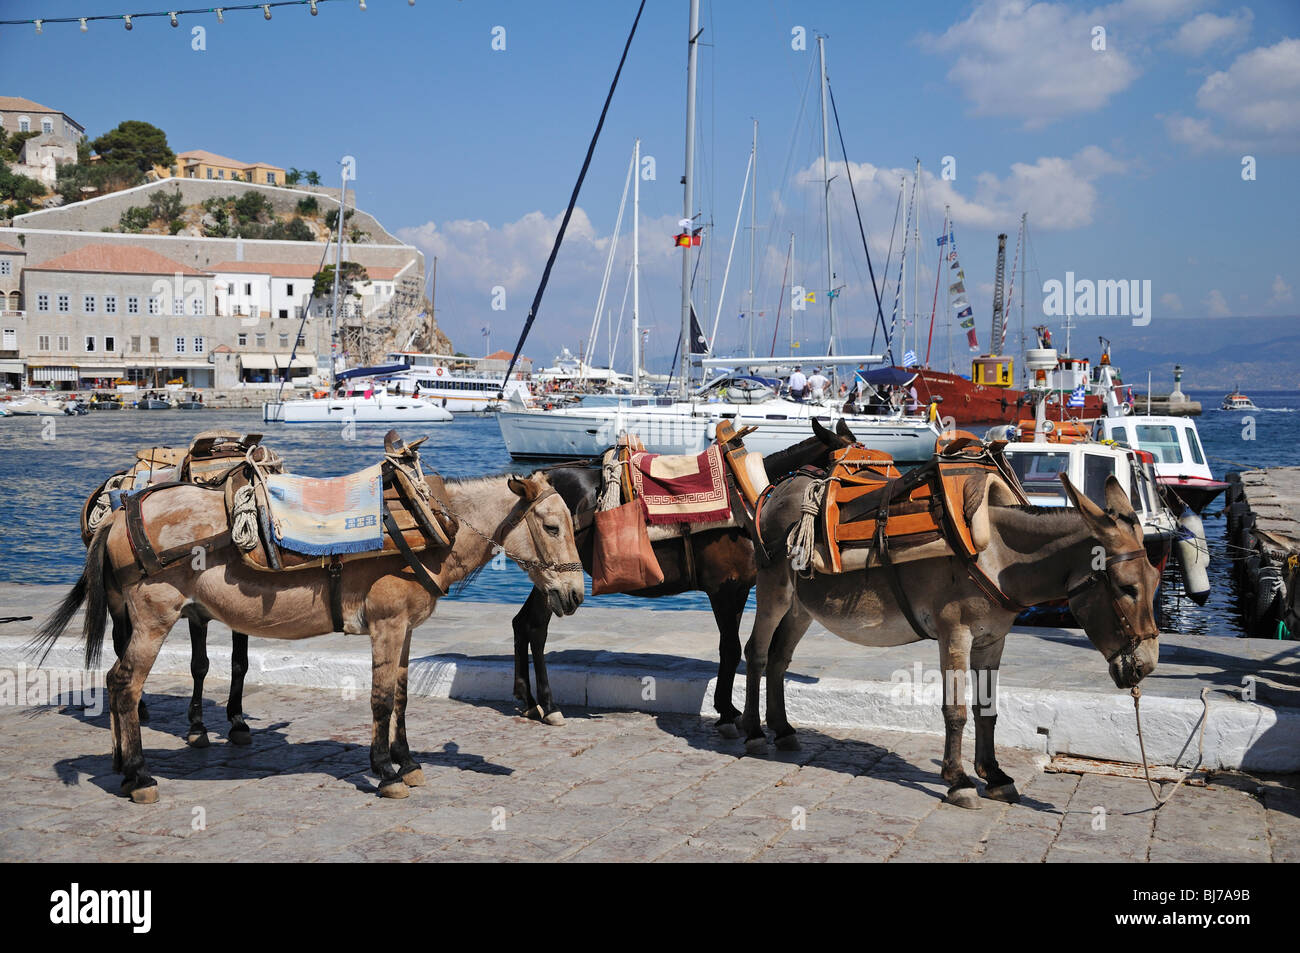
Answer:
[{"xmin": 1065, "ymin": 546, "xmax": 1153, "ymax": 660}]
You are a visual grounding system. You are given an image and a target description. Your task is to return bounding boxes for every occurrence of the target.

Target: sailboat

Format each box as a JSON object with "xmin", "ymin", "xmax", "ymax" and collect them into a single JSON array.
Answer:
[
  {"xmin": 496, "ymin": 23, "xmax": 938, "ymax": 462},
  {"xmin": 263, "ymin": 163, "xmax": 452, "ymax": 425}
]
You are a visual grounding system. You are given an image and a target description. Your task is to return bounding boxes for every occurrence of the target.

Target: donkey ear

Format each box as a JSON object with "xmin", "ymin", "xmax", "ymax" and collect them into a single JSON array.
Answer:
[
  {"xmin": 1059, "ymin": 472, "xmax": 1115, "ymax": 534},
  {"xmin": 508, "ymin": 475, "xmax": 540, "ymax": 501},
  {"xmin": 812, "ymin": 417, "xmax": 842, "ymax": 448},
  {"xmin": 835, "ymin": 418, "xmax": 857, "ymax": 442},
  {"xmin": 1104, "ymin": 475, "xmax": 1144, "ymax": 544}
]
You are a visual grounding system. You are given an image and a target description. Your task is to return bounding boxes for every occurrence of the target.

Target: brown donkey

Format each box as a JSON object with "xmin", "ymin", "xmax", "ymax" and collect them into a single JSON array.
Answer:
[
  {"xmin": 744, "ymin": 471, "xmax": 1161, "ymax": 809},
  {"xmin": 39, "ymin": 472, "xmax": 583, "ymax": 803}
]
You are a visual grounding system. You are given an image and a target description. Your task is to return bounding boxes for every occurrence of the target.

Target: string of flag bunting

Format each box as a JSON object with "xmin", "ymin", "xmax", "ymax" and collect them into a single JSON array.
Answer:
[
  {"xmin": 1, "ymin": 0, "xmax": 414, "ymax": 32},
  {"xmin": 937, "ymin": 225, "xmax": 978, "ymax": 351}
]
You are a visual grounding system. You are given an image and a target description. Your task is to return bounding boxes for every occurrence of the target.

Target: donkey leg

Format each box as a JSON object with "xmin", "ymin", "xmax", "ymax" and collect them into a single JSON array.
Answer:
[
  {"xmin": 938, "ymin": 624, "xmax": 979, "ymax": 810},
  {"xmin": 108, "ymin": 614, "xmax": 173, "ymax": 804},
  {"xmin": 971, "ymin": 638, "xmax": 1018, "ymax": 803},
  {"xmin": 766, "ymin": 607, "xmax": 814, "ymax": 751},
  {"xmin": 185, "ymin": 617, "xmax": 211, "ymax": 748},
  {"xmin": 511, "ymin": 589, "xmax": 546, "ymax": 720},
  {"xmin": 368, "ymin": 618, "xmax": 409, "ymax": 798},
  {"xmin": 708, "ymin": 584, "xmax": 748, "ymax": 736},
  {"xmin": 742, "ymin": 565, "xmax": 794, "ymax": 754},
  {"xmin": 529, "ymin": 614, "xmax": 564, "ymax": 726},
  {"xmin": 110, "ymin": 610, "xmax": 148, "ymax": 723},
  {"xmin": 226, "ymin": 632, "xmax": 252, "ymax": 745},
  {"xmin": 390, "ymin": 625, "xmax": 424, "ymax": 787}
]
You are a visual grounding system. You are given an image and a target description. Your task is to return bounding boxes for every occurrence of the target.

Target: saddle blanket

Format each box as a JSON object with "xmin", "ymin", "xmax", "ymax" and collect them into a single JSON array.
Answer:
[
  {"xmin": 629, "ymin": 445, "xmax": 731, "ymax": 525},
  {"xmin": 265, "ymin": 463, "xmax": 384, "ymax": 556}
]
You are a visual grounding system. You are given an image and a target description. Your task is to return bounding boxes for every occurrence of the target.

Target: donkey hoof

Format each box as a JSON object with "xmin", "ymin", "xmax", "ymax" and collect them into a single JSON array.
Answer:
[
  {"xmin": 744, "ymin": 737, "xmax": 769, "ymax": 756},
  {"xmin": 524, "ymin": 704, "xmax": 546, "ymax": 722},
  {"xmin": 127, "ymin": 783, "xmax": 159, "ymax": 805},
  {"xmin": 945, "ymin": 787, "xmax": 981, "ymax": 810},
  {"xmin": 399, "ymin": 767, "xmax": 426, "ymax": 787},
  {"xmin": 378, "ymin": 779, "xmax": 410, "ymax": 799},
  {"xmin": 228, "ymin": 727, "xmax": 252, "ymax": 746},
  {"xmin": 983, "ymin": 783, "xmax": 1020, "ymax": 803},
  {"xmin": 542, "ymin": 710, "xmax": 565, "ymax": 727},
  {"xmin": 186, "ymin": 730, "xmax": 210, "ymax": 748},
  {"xmin": 774, "ymin": 733, "xmax": 801, "ymax": 752},
  {"xmin": 716, "ymin": 721, "xmax": 741, "ymax": 739}
]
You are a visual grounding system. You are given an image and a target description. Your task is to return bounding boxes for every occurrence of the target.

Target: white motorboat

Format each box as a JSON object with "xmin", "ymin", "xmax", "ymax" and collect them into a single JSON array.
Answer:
[
  {"xmin": 382, "ymin": 351, "xmax": 531, "ymax": 413},
  {"xmin": 3, "ymin": 394, "xmax": 67, "ymax": 416},
  {"xmin": 1220, "ymin": 386, "xmax": 1258, "ymax": 411},
  {"xmin": 263, "ymin": 375, "xmax": 453, "ymax": 424}
]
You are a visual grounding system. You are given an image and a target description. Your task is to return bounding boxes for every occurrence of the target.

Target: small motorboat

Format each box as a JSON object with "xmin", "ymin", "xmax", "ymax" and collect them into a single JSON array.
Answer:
[
  {"xmin": 1220, "ymin": 386, "xmax": 1258, "ymax": 411},
  {"xmin": 90, "ymin": 394, "xmax": 125, "ymax": 410},
  {"xmin": 136, "ymin": 395, "xmax": 174, "ymax": 410},
  {"xmin": 4, "ymin": 394, "xmax": 67, "ymax": 416},
  {"xmin": 176, "ymin": 392, "xmax": 205, "ymax": 410},
  {"xmin": 1092, "ymin": 414, "xmax": 1228, "ymax": 514}
]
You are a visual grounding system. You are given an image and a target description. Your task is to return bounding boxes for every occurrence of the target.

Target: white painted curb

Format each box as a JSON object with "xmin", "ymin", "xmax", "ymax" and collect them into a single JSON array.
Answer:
[{"xmin": 2, "ymin": 636, "xmax": 1295, "ymax": 772}]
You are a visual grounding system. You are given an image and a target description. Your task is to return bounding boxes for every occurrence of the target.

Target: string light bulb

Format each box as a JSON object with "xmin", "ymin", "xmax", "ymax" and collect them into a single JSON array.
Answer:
[
  {"xmin": 80, "ymin": 18, "xmax": 88, "ymax": 32},
  {"xmin": 263, "ymin": 5, "xmax": 271, "ymax": 20},
  {"xmin": 124, "ymin": 15, "xmax": 133, "ymax": 30},
  {"xmin": 34, "ymin": 19, "xmax": 43, "ymax": 34},
  {"xmin": 215, "ymin": 8, "xmax": 224, "ymax": 23},
  {"xmin": 169, "ymin": 12, "xmax": 178, "ymax": 27},
  {"xmin": 310, "ymin": 0, "xmax": 318, "ymax": 13}
]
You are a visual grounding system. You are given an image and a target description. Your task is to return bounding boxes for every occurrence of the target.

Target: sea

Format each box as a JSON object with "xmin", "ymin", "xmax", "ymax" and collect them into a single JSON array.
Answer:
[{"xmin": 0, "ymin": 389, "xmax": 1296, "ymax": 637}]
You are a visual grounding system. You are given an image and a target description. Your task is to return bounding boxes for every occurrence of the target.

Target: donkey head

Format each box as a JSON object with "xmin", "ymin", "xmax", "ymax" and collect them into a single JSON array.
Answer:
[
  {"xmin": 505, "ymin": 473, "xmax": 585, "ymax": 617},
  {"xmin": 1060, "ymin": 473, "xmax": 1160, "ymax": 688}
]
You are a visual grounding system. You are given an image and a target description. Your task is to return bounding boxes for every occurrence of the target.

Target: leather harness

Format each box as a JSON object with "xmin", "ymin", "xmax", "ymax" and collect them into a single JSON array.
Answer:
[{"xmin": 1065, "ymin": 544, "xmax": 1154, "ymax": 661}]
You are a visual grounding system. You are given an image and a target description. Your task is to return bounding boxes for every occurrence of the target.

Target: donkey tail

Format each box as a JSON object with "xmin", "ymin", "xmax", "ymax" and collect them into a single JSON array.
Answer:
[{"xmin": 29, "ymin": 526, "xmax": 111, "ymax": 669}]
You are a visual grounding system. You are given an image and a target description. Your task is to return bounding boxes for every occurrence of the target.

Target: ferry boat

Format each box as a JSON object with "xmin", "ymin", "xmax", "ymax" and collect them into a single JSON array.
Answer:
[
  {"xmin": 382, "ymin": 352, "xmax": 531, "ymax": 413},
  {"xmin": 263, "ymin": 363, "xmax": 453, "ymax": 423},
  {"xmin": 1220, "ymin": 387, "xmax": 1258, "ymax": 411}
]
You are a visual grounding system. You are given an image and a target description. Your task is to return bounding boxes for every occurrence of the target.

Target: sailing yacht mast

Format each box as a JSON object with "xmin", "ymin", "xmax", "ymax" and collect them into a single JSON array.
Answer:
[
  {"xmin": 679, "ymin": 0, "xmax": 700, "ymax": 397},
  {"xmin": 632, "ymin": 137, "xmax": 641, "ymax": 394},
  {"xmin": 329, "ymin": 162, "xmax": 348, "ymax": 389},
  {"xmin": 747, "ymin": 119, "xmax": 757, "ymax": 359},
  {"xmin": 818, "ymin": 36, "xmax": 837, "ymax": 387}
]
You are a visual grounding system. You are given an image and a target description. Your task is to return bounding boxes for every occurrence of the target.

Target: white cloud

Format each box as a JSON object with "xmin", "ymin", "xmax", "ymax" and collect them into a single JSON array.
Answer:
[
  {"xmin": 1174, "ymin": 38, "xmax": 1300, "ymax": 152},
  {"xmin": 921, "ymin": 0, "xmax": 1141, "ymax": 127},
  {"xmin": 1161, "ymin": 113, "xmax": 1228, "ymax": 152},
  {"xmin": 1205, "ymin": 288, "xmax": 1231, "ymax": 317},
  {"xmin": 1166, "ymin": 9, "xmax": 1253, "ymax": 56},
  {"xmin": 1268, "ymin": 274, "xmax": 1294, "ymax": 307},
  {"xmin": 1160, "ymin": 292, "xmax": 1183, "ymax": 312}
]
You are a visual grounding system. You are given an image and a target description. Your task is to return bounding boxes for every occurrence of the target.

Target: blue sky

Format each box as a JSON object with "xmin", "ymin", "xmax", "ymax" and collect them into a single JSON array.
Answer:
[{"xmin": 5, "ymin": 0, "xmax": 1299, "ymax": 370}]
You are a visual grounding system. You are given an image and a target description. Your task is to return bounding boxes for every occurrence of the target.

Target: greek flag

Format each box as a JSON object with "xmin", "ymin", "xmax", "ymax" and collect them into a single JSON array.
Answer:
[
  {"xmin": 902, "ymin": 349, "xmax": 917, "ymax": 366},
  {"xmin": 1067, "ymin": 384, "xmax": 1087, "ymax": 408}
]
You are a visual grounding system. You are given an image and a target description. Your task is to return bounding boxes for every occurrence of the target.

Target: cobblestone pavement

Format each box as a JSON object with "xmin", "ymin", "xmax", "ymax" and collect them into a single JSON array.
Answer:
[{"xmin": 1, "ymin": 677, "xmax": 1296, "ymax": 862}]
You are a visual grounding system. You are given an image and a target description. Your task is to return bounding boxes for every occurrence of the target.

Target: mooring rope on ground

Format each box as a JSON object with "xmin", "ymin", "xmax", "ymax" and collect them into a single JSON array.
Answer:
[{"xmin": 1131, "ymin": 684, "xmax": 1210, "ymax": 808}]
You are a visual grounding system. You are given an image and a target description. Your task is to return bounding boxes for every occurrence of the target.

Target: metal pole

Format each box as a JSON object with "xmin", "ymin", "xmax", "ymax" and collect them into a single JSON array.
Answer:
[
  {"xmin": 818, "ymin": 36, "xmax": 837, "ymax": 390},
  {"xmin": 330, "ymin": 164, "xmax": 347, "ymax": 388},
  {"xmin": 632, "ymin": 137, "xmax": 641, "ymax": 395},
  {"xmin": 679, "ymin": 0, "xmax": 700, "ymax": 398},
  {"xmin": 747, "ymin": 119, "xmax": 757, "ymax": 360}
]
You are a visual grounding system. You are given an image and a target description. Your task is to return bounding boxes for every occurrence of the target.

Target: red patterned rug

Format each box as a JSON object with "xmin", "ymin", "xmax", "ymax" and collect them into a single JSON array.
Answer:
[{"xmin": 628, "ymin": 445, "xmax": 731, "ymax": 524}]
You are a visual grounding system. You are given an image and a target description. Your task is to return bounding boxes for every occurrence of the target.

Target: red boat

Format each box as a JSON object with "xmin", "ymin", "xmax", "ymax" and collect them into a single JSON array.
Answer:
[{"xmin": 907, "ymin": 364, "xmax": 1108, "ymax": 425}]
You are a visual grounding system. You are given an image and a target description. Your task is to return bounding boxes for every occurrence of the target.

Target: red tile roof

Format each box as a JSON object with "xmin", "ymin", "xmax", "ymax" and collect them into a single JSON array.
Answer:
[
  {"xmin": 0, "ymin": 242, "xmax": 25, "ymax": 255},
  {"xmin": 27, "ymin": 244, "xmax": 209, "ymax": 276}
]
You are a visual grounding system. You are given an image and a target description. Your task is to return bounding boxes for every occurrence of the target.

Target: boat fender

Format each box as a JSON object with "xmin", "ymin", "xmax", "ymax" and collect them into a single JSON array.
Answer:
[{"xmin": 1175, "ymin": 510, "xmax": 1211, "ymax": 606}]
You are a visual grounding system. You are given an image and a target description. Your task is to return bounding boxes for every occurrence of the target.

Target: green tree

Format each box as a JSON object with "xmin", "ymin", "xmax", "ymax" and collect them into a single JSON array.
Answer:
[
  {"xmin": 305, "ymin": 170, "xmax": 321, "ymax": 186},
  {"xmin": 312, "ymin": 261, "xmax": 369, "ymax": 300},
  {"xmin": 285, "ymin": 167, "xmax": 302, "ymax": 186},
  {"xmin": 0, "ymin": 161, "xmax": 45, "ymax": 214},
  {"xmin": 148, "ymin": 186, "xmax": 184, "ymax": 222},
  {"xmin": 296, "ymin": 195, "xmax": 319, "ymax": 216},
  {"xmin": 324, "ymin": 207, "xmax": 353, "ymax": 231},
  {"xmin": 119, "ymin": 206, "xmax": 151, "ymax": 232},
  {"xmin": 284, "ymin": 217, "xmax": 314, "ymax": 242},
  {"xmin": 91, "ymin": 120, "xmax": 175, "ymax": 172},
  {"xmin": 233, "ymin": 191, "xmax": 271, "ymax": 224}
]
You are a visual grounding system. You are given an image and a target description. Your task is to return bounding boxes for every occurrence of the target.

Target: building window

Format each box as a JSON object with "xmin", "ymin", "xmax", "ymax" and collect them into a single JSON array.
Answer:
[
  {"xmin": 129, "ymin": 336, "xmax": 140, "ymax": 353},
  {"xmin": 297, "ymin": 334, "xmax": 306, "ymax": 347},
  {"xmin": 206, "ymin": 168, "xmax": 214, "ymax": 180},
  {"xmin": 244, "ymin": 283, "xmax": 252, "ymax": 296},
  {"xmin": 57, "ymin": 294, "xmax": 70, "ymax": 313},
  {"xmin": 175, "ymin": 337, "xmax": 186, "ymax": 354},
  {"xmin": 37, "ymin": 334, "xmax": 50, "ymax": 351},
  {"xmin": 83, "ymin": 294, "xmax": 96, "ymax": 314},
  {"xmin": 85, "ymin": 336, "xmax": 95, "ymax": 352},
  {"xmin": 255, "ymin": 333, "xmax": 266, "ymax": 347},
  {"xmin": 41, "ymin": 118, "xmax": 53, "ymax": 134},
  {"xmin": 237, "ymin": 332, "xmax": 247, "ymax": 346},
  {"xmin": 127, "ymin": 296, "xmax": 139, "ymax": 314},
  {"xmin": 278, "ymin": 309, "xmax": 288, "ymax": 320},
  {"xmin": 217, "ymin": 170, "xmax": 225, "ymax": 180},
  {"xmin": 266, "ymin": 172, "xmax": 276, "ymax": 185},
  {"xmin": 279, "ymin": 333, "xmax": 289, "ymax": 348},
  {"xmin": 104, "ymin": 295, "xmax": 117, "ymax": 314},
  {"xmin": 193, "ymin": 336, "xmax": 204, "ymax": 353},
  {"xmin": 148, "ymin": 297, "xmax": 161, "ymax": 315},
  {"xmin": 0, "ymin": 260, "xmax": 10, "ymax": 276},
  {"xmin": 286, "ymin": 283, "xmax": 294, "ymax": 296},
  {"xmin": 149, "ymin": 336, "xmax": 160, "ymax": 354},
  {"xmin": 37, "ymin": 294, "xmax": 49, "ymax": 312},
  {"xmin": 172, "ymin": 296, "xmax": 183, "ymax": 316},
  {"xmin": 104, "ymin": 335, "xmax": 115, "ymax": 352},
  {"xmin": 191, "ymin": 298, "xmax": 203, "ymax": 316},
  {"xmin": 57, "ymin": 335, "xmax": 69, "ymax": 352},
  {"xmin": 18, "ymin": 117, "xmax": 29, "ymax": 133}
]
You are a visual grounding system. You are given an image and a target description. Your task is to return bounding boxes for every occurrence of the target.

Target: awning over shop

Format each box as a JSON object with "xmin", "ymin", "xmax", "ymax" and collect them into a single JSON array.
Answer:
[
  {"xmin": 275, "ymin": 354, "xmax": 315, "ymax": 370},
  {"xmin": 78, "ymin": 366, "xmax": 126, "ymax": 378},
  {"xmin": 31, "ymin": 366, "xmax": 77, "ymax": 382},
  {"xmin": 0, "ymin": 360, "xmax": 24, "ymax": 374},
  {"xmin": 239, "ymin": 353, "xmax": 278, "ymax": 369}
]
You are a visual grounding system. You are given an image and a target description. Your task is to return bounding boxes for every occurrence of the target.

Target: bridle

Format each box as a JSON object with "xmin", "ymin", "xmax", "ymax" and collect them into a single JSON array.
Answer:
[
  {"xmin": 1065, "ymin": 546, "xmax": 1155, "ymax": 661},
  {"xmin": 487, "ymin": 485, "xmax": 584, "ymax": 576}
]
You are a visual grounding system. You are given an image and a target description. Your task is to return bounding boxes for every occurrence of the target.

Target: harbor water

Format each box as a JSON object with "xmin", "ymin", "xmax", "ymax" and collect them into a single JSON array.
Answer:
[{"xmin": 0, "ymin": 389, "xmax": 1295, "ymax": 632}]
